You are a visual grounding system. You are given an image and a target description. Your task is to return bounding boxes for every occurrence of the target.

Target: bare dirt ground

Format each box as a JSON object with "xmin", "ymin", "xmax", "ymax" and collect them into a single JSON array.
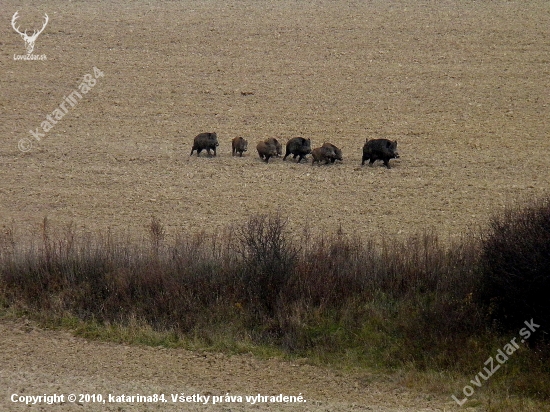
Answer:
[
  {"xmin": 0, "ymin": 319, "xmax": 454, "ymax": 411},
  {"xmin": 1, "ymin": 0, "xmax": 549, "ymax": 242},
  {"xmin": 0, "ymin": 0, "xmax": 549, "ymax": 410}
]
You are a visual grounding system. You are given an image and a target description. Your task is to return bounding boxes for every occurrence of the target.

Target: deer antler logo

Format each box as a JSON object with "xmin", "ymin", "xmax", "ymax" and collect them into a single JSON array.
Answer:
[{"xmin": 11, "ymin": 11, "xmax": 49, "ymax": 55}]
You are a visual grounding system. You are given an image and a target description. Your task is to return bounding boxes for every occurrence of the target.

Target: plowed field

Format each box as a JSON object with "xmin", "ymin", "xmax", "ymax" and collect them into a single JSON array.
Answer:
[{"xmin": 1, "ymin": 1, "xmax": 549, "ymax": 410}]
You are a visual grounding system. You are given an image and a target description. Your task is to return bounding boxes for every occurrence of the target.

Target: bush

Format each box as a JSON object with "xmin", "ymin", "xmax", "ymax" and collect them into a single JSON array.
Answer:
[
  {"xmin": 2, "ymin": 212, "xmax": 549, "ymax": 399},
  {"xmin": 234, "ymin": 213, "xmax": 298, "ymax": 319},
  {"xmin": 480, "ymin": 197, "xmax": 550, "ymax": 337}
]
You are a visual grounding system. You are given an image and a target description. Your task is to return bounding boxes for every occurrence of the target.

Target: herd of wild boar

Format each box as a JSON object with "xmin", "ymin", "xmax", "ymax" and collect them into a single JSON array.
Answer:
[{"xmin": 190, "ymin": 132, "xmax": 400, "ymax": 168}]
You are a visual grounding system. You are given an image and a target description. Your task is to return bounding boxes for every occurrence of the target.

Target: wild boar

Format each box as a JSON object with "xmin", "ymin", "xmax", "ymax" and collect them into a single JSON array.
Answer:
[
  {"xmin": 265, "ymin": 137, "xmax": 282, "ymax": 157},
  {"xmin": 190, "ymin": 132, "xmax": 219, "ymax": 157},
  {"xmin": 256, "ymin": 140, "xmax": 279, "ymax": 163},
  {"xmin": 362, "ymin": 138, "xmax": 399, "ymax": 169},
  {"xmin": 283, "ymin": 137, "xmax": 312, "ymax": 163},
  {"xmin": 311, "ymin": 146, "xmax": 337, "ymax": 166},
  {"xmin": 322, "ymin": 142, "xmax": 343, "ymax": 163},
  {"xmin": 232, "ymin": 136, "xmax": 248, "ymax": 157}
]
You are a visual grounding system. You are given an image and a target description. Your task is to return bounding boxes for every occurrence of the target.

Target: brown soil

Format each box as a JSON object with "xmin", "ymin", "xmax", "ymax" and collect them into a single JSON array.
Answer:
[
  {"xmin": 1, "ymin": 0, "xmax": 549, "ymax": 410},
  {"xmin": 1, "ymin": 0, "xmax": 549, "ymax": 242},
  {"xmin": 0, "ymin": 319, "xmax": 451, "ymax": 411}
]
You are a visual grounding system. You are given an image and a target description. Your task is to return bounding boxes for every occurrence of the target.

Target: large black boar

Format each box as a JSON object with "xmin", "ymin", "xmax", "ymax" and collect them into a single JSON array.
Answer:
[
  {"xmin": 256, "ymin": 140, "xmax": 279, "ymax": 163},
  {"xmin": 311, "ymin": 146, "xmax": 337, "ymax": 166},
  {"xmin": 322, "ymin": 142, "xmax": 343, "ymax": 163},
  {"xmin": 232, "ymin": 136, "xmax": 248, "ymax": 157},
  {"xmin": 283, "ymin": 137, "xmax": 312, "ymax": 163},
  {"xmin": 362, "ymin": 138, "xmax": 399, "ymax": 169},
  {"xmin": 190, "ymin": 132, "xmax": 219, "ymax": 157},
  {"xmin": 265, "ymin": 137, "xmax": 282, "ymax": 157}
]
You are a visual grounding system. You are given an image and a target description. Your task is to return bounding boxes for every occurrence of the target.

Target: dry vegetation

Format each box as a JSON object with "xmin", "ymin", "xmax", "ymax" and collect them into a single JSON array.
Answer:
[{"xmin": 1, "ymin": 203, "xmax": 549, "ymax": 410}]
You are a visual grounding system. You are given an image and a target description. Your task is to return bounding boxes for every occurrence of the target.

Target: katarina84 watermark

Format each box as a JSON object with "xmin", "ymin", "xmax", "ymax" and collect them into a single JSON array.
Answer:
[
  {"xmin": 451, "ymin": 318, "xmax": 541, "ymax": 406},
  {"xmin": 18, "ymin": 67, "xmax": 104, "ymax": 152}
]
